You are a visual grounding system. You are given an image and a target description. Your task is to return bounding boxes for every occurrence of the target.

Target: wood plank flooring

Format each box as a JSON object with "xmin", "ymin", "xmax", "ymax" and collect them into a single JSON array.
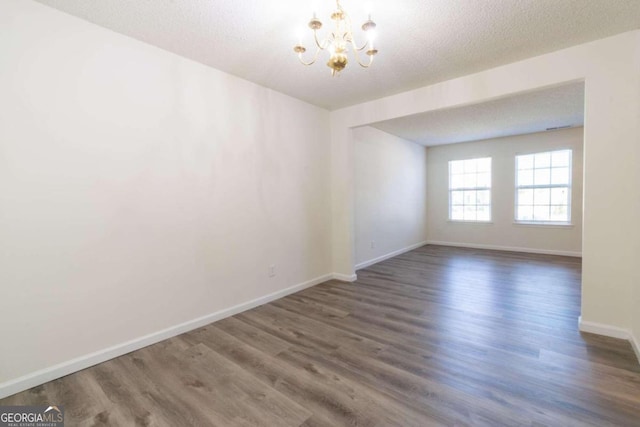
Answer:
[{"xmin": 3, "ymin": 245, "xmax": 640, "ymax": 426}]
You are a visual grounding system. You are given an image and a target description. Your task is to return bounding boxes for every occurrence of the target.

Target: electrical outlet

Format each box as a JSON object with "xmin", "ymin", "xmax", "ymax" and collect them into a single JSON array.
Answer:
[
  {"xmin": 269, "ymin": 265, "xmax": 276, "ymax": 277},
  {"xmin": 371, "ymin": 241, "xmax": 376, "ymax": 249}
]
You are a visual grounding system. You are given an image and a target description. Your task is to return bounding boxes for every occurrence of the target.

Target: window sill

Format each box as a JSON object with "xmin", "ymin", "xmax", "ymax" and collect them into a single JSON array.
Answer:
[
  {"xmin": 513, "ymin": 221, "xmax": 574, "ymax": 228},
  {"xmin": 448, "ymin": 220, "xmax": 494, "ymax": 224}
]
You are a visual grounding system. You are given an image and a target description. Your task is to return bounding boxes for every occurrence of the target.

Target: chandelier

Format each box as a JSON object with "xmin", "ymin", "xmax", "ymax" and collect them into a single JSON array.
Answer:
[{"xmin": 293, "ymin": 0, "xmax": 378, "ymax": 76}]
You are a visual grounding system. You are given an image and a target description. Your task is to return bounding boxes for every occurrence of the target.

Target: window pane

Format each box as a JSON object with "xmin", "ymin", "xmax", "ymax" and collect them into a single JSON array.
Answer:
[
  {"xmin": 534, "ymin": 205, "xmax": 550, "ymax": 221},
  {"xmin": 515, "ymin": 149, "xmax": 572, "ymax": 223},
  {"xmin": 451, "ymin": 205, "xmax": 464, "ymax": 220},
  {"xmin": 552, "ymin": 150, "xmax": 571, "ymax": 167},
  {"xmin": 476, "ymin": 190, "xmax": 490, "ymax": 205},
  {"xmin": 518, "ymin": 169, "xmax": 534, "ymax": 186},
  {"xmin": 518, "ymin": 189, "xmax": 534, "ymax": 205},
  {"xmin": 463, "ymin": 173, "xmax": 476, "ymax": 188},
  {"xmin": 449, "ymin": 156, "xmax": 491, "ymax": 221},
  {"xmin": 534, "ymin": 188, "xmax": 550, "ymax": 205},
  {"xmin": 477, "ymin": 158, "xmax": 491, "ymax": 172},
  {"xmin": 476, "ymin": 172, "xmax": 491, "ymax": 188},
  {"xmin": 518, "ymin": 154, "xmax": 534, "ymax": 170},
  {"xmin": 534, "ymin": 168, "xmax": 551, "ymax": 185},
  {"xmin": 517, "ymin": 205, "xmax": 534, "ymax": 221},
  {"xmin": 450, "ymin": 160, "xmax": 464, "ymax": 174},
  {"xmin": 551, "ymin": 167, "xmax": 569, "ymax": 185},
  {"xmin": 451, "ymin": 174, "xmax": 464, "ymax": 189},
  {"xmin": 550, "ymin": 187, "xmax": 568, "ymax": 205},
  {"xmin": 477, "ymin": 206, "xmax": 491, "ymax": 221},
  {"xmin": 451, "ymin": 191, "xmax": 464, "ymax": 205},
  {"xmin": 464, "ymin": 159, "xmax": 477, "ymax": 173},
  {"xmin": 463, "ymin": 206, "xmax": 477, "ymax": 221},
  {"xmin": 550, "ymin": 205, "xmax": 569, "ymax": 222},
  {"xmin": 463, "ymin": 190, "xmax": 476, "ymax": 205},
  {"xmin": 534, "ymin": 152, "xmax": 551, "ymax": 168}
]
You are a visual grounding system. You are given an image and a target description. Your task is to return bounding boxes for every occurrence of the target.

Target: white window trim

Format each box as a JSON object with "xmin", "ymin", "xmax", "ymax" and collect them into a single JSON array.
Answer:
[
  {"xmin": 448, "ymin": 157, "xmax": 492, "ymax": 223},
  {"xmin": 448, "ymin": 220, "xmax": 494, "ymax": 225},
  {"xmin": 514, "ymin": 149, "xmax": 573, "ymax": 225},
  {"xmin": 513, "ymin": 221, "xmax": 574, "ymax": 228}
]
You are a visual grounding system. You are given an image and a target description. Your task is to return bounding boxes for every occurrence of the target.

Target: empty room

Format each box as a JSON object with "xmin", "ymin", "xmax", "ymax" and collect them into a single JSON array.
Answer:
[{"xmin": 1, "ymin": 0, "xmax": 640, "ymax": 426}]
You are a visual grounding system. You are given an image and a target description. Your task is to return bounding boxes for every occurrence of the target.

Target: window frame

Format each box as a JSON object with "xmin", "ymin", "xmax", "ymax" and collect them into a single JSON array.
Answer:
[
  {"xmin": 514, "ymin": 148, "xmax": 573, "ymax": 225},
  {"xmin": 448, "ymin": 157, "xmax": 492, "ymax": 223}
]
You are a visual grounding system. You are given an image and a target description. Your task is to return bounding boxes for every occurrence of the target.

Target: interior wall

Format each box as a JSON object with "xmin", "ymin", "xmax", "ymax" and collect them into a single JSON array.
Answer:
[
  {"xmin": 0, "ymin": 0, "xmax": 331, "ymax": 389},
  {"xmin": 634, "ymin": 266, "xmax": 640, "ymax": 359},
  {"xmin": 330, "ymin": 30, "xmax": 640, "ymax": 338},
  {"xmin": 426, "ymin": 127, "xmax": 583, "ymax": 255},
  {"xmin": 354, "ymin": 126, "xmax": 427, "ymax": 268},
  {"xmin": 632, "ymin": 37, "xmax": 640, "ymax": 361},
  {"xmin": 635, "ymin": 262, "xmax": 640, "ymax": 358}
]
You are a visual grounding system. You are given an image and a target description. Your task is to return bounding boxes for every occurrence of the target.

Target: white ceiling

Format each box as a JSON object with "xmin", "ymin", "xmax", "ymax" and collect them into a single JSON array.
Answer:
[
  {"xmin": 371, "ymin": 82, "xmax": 585, "ymax": 146},
  {"xmin": 34, "ymin": 0, "xmax": 640, "ymax": 110}
]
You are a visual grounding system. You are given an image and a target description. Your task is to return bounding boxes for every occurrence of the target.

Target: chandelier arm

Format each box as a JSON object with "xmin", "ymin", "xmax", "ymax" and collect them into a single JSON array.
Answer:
[
  {"xmin": 351, "ymin": 45, "xmax": 374, "ymax": 68},
  {"xmin": 347, "ymin": 10, "xmax": 375, "ymax": 68},
  {"xmin": 343, "ymin": 11, "xmax": 368, "ymax": 51},
  {"xmin": 349, "ymin": 36, "xmax": 369, "ymax": 52},
  {"xmin": 297, "ymin": 45, "xmax": 323, "ymax": 66},
  {"xmin": 313, "ymin": 30, "xmax": 330, "ymax": 50}
]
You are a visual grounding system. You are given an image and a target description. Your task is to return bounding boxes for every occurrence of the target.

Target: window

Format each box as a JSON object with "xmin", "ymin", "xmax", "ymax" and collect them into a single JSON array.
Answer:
[
  {"xmin": 448, "ymin": 157, "xmax": 491, "ymax": 222},
  {"xmin": 515, "ymin": 149, "xmax": 572, "ymax": 223}
]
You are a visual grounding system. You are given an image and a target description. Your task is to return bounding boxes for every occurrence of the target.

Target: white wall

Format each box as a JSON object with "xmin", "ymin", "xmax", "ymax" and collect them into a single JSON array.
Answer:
[
  {"xmin": 330, "ymin": 31, "xmax": 640, "ymax": 341},
  {"xmin": 354, "ymin": 127, "xmax": 427, "ymax": 268},
  {"xmin": 426, "ymin": 127, "xmax": 583, "ymax": 256},
  {"xmin": 0, "ymin": 0, "xmax": 332, "ymax": 393},
  {"xmin": 635, "ymin": 275, "xmax": 640, "ymax": 360},
  {"xmin": 634, "ymin": 271, "xmax": 640, "ymax": 360},
  {"xmin": 633, "ymin": 41, "xmax": 640, "ymax": 360}
]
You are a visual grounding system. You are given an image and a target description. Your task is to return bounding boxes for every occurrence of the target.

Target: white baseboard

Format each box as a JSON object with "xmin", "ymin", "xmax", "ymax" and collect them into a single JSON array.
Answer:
[
  {"xmin": 631, "ymin": 331, "xmax": 640, "ymax": 364},
  {"xmin": 578, "ymin": 316, "xmax": 640, "ymax": 364},
  {"xmin": 355, "ymin": 241, "xmax": 428, "ymax": 271},
  {"xmin": 0, "ymin": 273, "xmax": 334, "ymax": 400},
  {"xmin": 578, "ymin": 316, "xmax": 631, "ymax": 339},
  {"xmin": 426, "ymin": 240, "xmax": 581, "ymax": 258},
  {"xmin": 332, "ymin": 273, "xmax": 357, "ymax": 282}
]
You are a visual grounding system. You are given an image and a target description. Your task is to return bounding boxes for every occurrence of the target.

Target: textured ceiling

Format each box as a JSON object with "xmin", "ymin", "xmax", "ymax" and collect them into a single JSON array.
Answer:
[
  {"xmin": 371, "ymin": 82, "xmax": 585, "ymax": 146},
  {"xmin": 33, "ymin": 0, "xmax": 640, "ymax": 110}
]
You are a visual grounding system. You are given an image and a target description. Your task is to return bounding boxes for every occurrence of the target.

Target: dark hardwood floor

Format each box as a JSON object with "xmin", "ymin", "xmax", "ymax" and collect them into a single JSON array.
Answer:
[{"xmin": 3, "ymin": 245, "xmax": 640, "ymax": 426}]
